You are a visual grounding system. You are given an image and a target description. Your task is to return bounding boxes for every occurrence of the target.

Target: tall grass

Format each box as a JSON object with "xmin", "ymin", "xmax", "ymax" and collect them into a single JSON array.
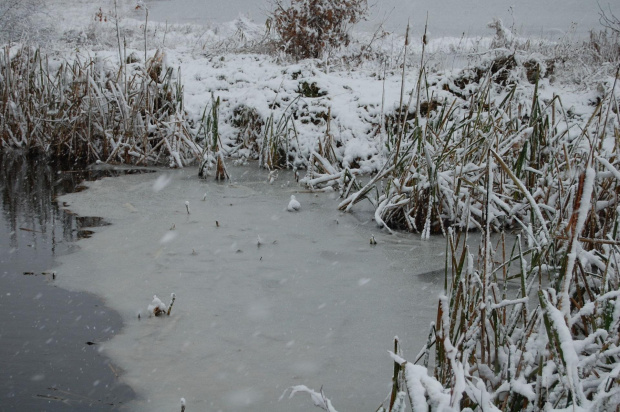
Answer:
[
  {"xmin": 290, "ymin": 76, "xmax": 620, "ymax": 410},
  {"xmin": 0, "ymin": 45, "xmax": 203, "ymax": 168},
  {"xmin": 197, "ymin": 95, "xmax": 229, "ymax": 180},
  {"xmin": 290, "ymin": 44, "xmax": 620, "ymax": 412}
]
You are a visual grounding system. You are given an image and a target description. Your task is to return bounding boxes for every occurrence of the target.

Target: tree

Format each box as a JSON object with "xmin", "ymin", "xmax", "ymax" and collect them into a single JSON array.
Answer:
[
  {"xmin": 270, "ymin": 0, "xmax": 368, "ymax": 59},
  {"xmin": 598, "ymin": 3, "xmax": 620, "ymax": 34},
  {"xmin": 0, "ymin": 0, "xmax": 45, "ymax": 43}
]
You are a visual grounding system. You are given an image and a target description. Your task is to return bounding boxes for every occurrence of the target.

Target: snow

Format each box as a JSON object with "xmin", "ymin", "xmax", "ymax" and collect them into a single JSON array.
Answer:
[
  {"xmin": 152, "ymin": 174, "xmax": 172, "ymax": 192},
  {"xmin": 147, "ymin": 295, "xmax": 168, "ymax": 316},
  {"xmin": 7, "ymin": 0, "xmax": 620, "ymax": 409},
  {"xmin": 287, "ymin": 195, "xmax": 301, "ymax": 212},
  {"xmin": 282, "ymin": 385, "xmax": 339, "ymax": 412},
  {"xmin": 542, "ymin": 290, "xmax": 590, "ymax": 408}
]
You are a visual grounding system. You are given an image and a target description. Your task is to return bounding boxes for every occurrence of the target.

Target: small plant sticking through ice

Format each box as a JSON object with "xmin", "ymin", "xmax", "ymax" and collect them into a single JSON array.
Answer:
[
  {"xmin": 268, "ymin": 170, "xmax": 278, "ymax": 184},
  {"xmin": 167, "ymin": 293, "xmax": 176, "ymax": 316},
  {"xmin": 147, "ymin": 293, "xmax": 176, "ymax": 317},
  {"xmin": 202, "ymin": 193, "xmax": 207, "ymax": 201},
  {"xmin": 369, "ymin": 234, "xmax": 377, "ymax": 245},
  {"xmin": 180, "ymin": 397, "xmax": 186, "ymax": 412},
  {"xmin": 185, "ymin": 201, "xmax": 190, "ymax": 214},
  {"xmin": 287, "ymin": 195, "xmax": 301, "ymax": 212},
  {"xmin": 148, "ymin": 295, "xmax": 167, "ymax": 317}
]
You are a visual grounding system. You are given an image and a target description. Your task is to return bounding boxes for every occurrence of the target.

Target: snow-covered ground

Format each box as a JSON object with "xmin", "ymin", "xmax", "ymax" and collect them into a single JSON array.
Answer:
[
  {"xmin": 56, "ymin": 166, "xmax": 445, "ymax": 411},
  {"xmin": 4, "ymin": 0, "xmax": 619, "ymax": 410}
]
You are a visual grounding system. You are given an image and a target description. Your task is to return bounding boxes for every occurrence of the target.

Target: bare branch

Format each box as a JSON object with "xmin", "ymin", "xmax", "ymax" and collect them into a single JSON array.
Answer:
[{"xmin": 598, "ymin": 2, "xmax": 620, "ymax": 34}]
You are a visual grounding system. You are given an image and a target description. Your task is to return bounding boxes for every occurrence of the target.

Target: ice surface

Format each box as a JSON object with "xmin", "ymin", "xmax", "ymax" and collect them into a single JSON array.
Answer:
[
  {"xmin": 56, "ymin": 165, "xmax": 446, "ymax": 411},
  {"xmin": 152, "ymin": 174, "xmax": 172, "ymax": 192}
]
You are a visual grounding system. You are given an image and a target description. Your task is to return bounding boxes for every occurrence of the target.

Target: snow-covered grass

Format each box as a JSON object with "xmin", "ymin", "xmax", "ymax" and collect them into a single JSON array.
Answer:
[
  {"xmin": 0, "ymin": 45, "xmax": 203, "ymax": 166},
  {"xmin": 2, "ymin": 2, "xmax": 620, "ymax": 410}
]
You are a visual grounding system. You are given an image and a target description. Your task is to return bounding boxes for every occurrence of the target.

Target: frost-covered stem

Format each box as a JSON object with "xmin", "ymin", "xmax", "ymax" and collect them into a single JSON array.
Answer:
[
  {"xmin": 389, "ymin": 337, "xmax": 401, "ymax": 410},
  {"xmin": 437, "ymin": 295, "xmax": 466, "ymax": 407},
  {"xmin": 281, "ymin": 385, "xmax": 339, "ymax": 412},
  {"xmin": 167, "ymin": 293, "xmax": 176, "ymax": 316},
  {"xmin": 560, "ymin": 167, "xmax": 595, "ymax": 317},
  {"xmin": 393, "ymin": 21, "xmax": 409, "ymax": 169},
  {"xmin": 414, "ymin": 14, "xmax": 428, "ymax": 125},
  {"xmin": 114, "ymin": 0, "xmax": 122, "ymax": 73},
  {"xmin": 539, "ymin": 291, "xmax": 588, "ymax": 407},
  {"xmin": 144, "ymin": 6, "xmax": 148, "ymax": 65},
  {"xmin": 491, "ymin": 149, "xmax": 550, "ymax": 241},
  {"xmin": 516, "ymin": 236, "xmax": 529, "ymax": 328},
  {"xmin": 380, "ymin": 61, "xmax": 387, "ymax": 148},
  {"xmin": 480, "ymin": 148, "xmax": 494, "ymax": 366},
  {"xmin": 600, "ymin": 66, "xmax": 619, "ymax": 152}
]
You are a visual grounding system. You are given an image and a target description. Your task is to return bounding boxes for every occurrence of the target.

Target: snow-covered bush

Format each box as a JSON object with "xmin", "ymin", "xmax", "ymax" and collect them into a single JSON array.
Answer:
[
  {"xmin": 0, "ymin": 0, "xmax": 45, "ymax": 43},
  {"xmin": 269, "ymin": 0, "xmax": 368, "ymax": 59}
]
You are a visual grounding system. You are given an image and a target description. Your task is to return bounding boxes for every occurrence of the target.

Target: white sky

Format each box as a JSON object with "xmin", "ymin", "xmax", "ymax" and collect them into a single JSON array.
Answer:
[{"xmin": 145, "ymin": 0, "xmax": 619, "ymax": 38}]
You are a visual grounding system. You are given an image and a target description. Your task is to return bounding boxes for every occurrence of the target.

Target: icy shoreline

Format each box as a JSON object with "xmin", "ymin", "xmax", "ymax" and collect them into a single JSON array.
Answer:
[{"xmin": 55, "ymin": 165, "xmax": 445, "ymax": 411}]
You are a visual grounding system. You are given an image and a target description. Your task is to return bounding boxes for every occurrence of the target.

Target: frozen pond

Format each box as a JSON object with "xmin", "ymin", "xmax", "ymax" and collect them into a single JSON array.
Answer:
[
  {"xmin": 146, "ymin": 0, "xmax": 617, "ymax": 38},
  {"xmin": 56, "ymin": 164, "xmax": 447, "ymax": 411}
]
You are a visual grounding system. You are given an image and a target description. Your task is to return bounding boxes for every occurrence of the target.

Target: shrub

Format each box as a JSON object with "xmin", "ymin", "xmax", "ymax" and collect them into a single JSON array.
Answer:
[
  {"xmin": 270, "ymin": 0, "xmax": 368, "ymax": 59},
  {"xmin": 0, "ymin": 0, "xmax": 45, "ymax": 42}
]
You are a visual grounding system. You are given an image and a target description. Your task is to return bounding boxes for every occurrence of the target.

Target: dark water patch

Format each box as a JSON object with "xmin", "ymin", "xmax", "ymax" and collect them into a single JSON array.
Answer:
[
  {"xmin": 0, "ymin": 151, "xmax": 147, "ymax": 410},
  {"xmin": 76, "ymin": 217, "xmax": 111, "ymax": 229}
]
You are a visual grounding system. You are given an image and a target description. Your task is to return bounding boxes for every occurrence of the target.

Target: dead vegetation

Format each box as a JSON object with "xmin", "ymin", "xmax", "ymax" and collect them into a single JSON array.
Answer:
[{"xmin": 269, "ymin": 0, "xmax": 368, "ymax": 59}]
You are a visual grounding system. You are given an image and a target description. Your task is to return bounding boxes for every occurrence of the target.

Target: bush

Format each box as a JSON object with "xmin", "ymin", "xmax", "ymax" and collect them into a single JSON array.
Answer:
[
  {"xmin": 0, "ymin": 0, "xmax": 45, "ymax": 42},
  {"xmin": 270, "ymin": 0, "xmax": 368, "ymax": 59}
]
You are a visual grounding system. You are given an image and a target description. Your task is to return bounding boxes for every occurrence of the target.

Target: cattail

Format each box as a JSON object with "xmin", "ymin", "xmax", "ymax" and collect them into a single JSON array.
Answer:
[{"xmin": 167, "ymin": 293, "xmax": 176, "ymax": 316}]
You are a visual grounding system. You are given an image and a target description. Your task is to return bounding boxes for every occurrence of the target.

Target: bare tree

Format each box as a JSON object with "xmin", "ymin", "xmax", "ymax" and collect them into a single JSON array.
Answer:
[
  {"xmin": 598, "ymin": 2, "xmax": 620, "ymax": 34},
  {"xmin": 0, "ymin": 0, "xmax": 45, "ymax": 43}
]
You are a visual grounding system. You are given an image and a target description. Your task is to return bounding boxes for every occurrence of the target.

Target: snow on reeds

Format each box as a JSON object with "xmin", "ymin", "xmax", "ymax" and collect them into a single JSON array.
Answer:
[
  {"xmin": 286, "ymin": 27, "xmax": 620, "ymax": 412},
  {"xmin": 292, "ymin": 87, "xmax": 620, "ymax": 408},
  {"xmin": 0, "ymin": 45, "xmax": 206, "ymax": 168},
  {"xmin": 2, "ymin": 12, "xmax": 620, "ymax": 409}
]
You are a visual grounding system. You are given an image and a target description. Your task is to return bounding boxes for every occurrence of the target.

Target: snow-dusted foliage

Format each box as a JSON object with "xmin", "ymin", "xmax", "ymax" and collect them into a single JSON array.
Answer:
[
  {"xmin": 147, "ymin": 294, "xmax": 168, "ymax": 317},
  {"xmin": 295, "ymin": 119, "xmax": 620, "ymax": 410},
  {"xmin": 0, "ymin": 0, "xmax": 46, "ymax": 43},
  {"xmin": 0, "ymin": 46, "xmax": 204, "ymax": 168},
  {"xmin": 288, "ymin": 25, "xmax": 620, "ymax": 411},
  {"xmin": 2, "ymin": 4, "xmax": 620, "ymax": 410},
  {"xmin": 294, "ymin": 66, "xmax": 620, "ymax": 408},
  {"xmin": 270, "ymin": 0, "xmax": 368, "ymax": 59}
]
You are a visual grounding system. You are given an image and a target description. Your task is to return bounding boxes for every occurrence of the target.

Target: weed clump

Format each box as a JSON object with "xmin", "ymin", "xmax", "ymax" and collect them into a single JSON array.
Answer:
[
  {"xmin": 0, "ymin": 46, "xmax": 199, "ymax": 168},
  {"xmin": 147, "ymin": 293, "xmax": 176, "ymax": 317},
  {"xmin": 297, "ymin": 81, "xmax": 327, "ymax": 98},
  {"xmin": 231, "ymin": 104, "xmax": 264, "ymax": 153},
  {"xmin": 269, "ymin": 0, "xmax": 368, "ymax": 59}
]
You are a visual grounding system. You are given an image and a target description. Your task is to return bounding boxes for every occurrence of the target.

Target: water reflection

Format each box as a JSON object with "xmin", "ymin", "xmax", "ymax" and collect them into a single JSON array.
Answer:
[
  {"xmin": 1, "ymin": 153, "xmax": 87, "ymax": 251},
  {"xmin": 0, "ymin": 151, "xmax": 137, "ymax": 410}
]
